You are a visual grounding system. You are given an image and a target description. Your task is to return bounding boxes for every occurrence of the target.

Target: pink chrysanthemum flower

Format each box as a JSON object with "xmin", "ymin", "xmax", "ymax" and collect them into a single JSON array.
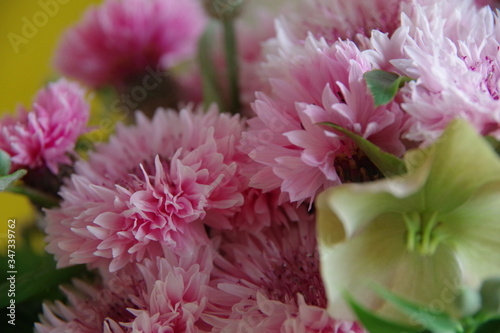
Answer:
[
  {"xmin": 226, "ymin": 188, "xmax": 306, "ymax": 231},
  {"xmin": 0, "ymin": 78, "xmax": 89, "ymax": 174},
  {"xmin": 271, "ymin": 0, "xmax": 410, "ymax": 48},
  {"xmin": 35, "ymin": 277, "xmax": 138, "ymax": 333},
  {"xmin": 202, "ymin": 217, "xmax": 366, "ymax": 333},
  {"xmin": 241, "ymin": 36, "xmax": 406, "ymax": 204},
  {"xmin": 45, "ymin": 106, "xmax": 245, "ymax": 272},
  {"xmin": 123, "ymin": 246, "xmax": 213, "ymax": 332},
  {"xmin": 54, "ymin": 0, "xmax": 206, "ymax": 88},
  {"xmin": 366, "ymin": 0, "xmax": 500, "ymax": 144},
  {"xmin": 36, "ymin": 245, "xmax": 213, "ymax": 333}
]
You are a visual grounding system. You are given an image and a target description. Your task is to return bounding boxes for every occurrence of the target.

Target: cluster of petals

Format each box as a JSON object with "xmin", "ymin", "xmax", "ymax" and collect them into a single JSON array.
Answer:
[
  {"xmin": 203, "ymin": 216, "xmax": 365, "ymax": 333},
  {"xmin": 45, "ymin": 106, "xmax": 245, "ymax": 272},
  {"xmin": 366, "ymin": 0, "xmax": 500, "ymax": 144},
  {"xmin": 242, "ymin": 35, "xmax": 406, "ymax": 204},
  {"xmin": 54, "ymin": 0, "xmax": 206, "ymax": 88},
  {"xmin": 0, "ymin": 78, "xmax": 89, "ymax": 174},
  {"xmin": 270, "ymin": 0, "xmax": 410, "ymax": 48},
  {"xmin": 36, "ymin": 245, "xmax": 213, "ymax": 332}
]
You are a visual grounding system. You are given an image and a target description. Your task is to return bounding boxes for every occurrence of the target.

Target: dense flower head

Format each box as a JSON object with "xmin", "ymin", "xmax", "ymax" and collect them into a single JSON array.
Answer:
[
  {"xmin": 242, "ymin": 36, "xmax": 406, "ymax": 205},
  {"xmin": 54, "ymin": 0, "xmax": 206, "ymax": 88},
  {"xmin": 270, "ymin": 0, "xmax": 409, "ymax": 48},
  {"xmin": 203, "ymin": 216, "xmax": 366, "ymax": 332},
  {"xmin": 366, "ymin": 0, "xmax": 500, "ymax": 144},
  {"xmin": 0, "ymin": 78, "xmax": 89, "ymax": 174},
  {"xmin": 35, "ymin": 276, "xmax": 139, "ymax": 333},
  {"xmin": 36, "ymin": 245, "xmax": 213, "ymax": 332},
  {"xmin": 45, "ymin": 106, "xmax": 245, "ymax": 272}
]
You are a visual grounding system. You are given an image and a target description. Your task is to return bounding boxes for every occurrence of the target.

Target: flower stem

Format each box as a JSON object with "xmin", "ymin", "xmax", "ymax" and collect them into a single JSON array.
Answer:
[
  {"xmin": 8, "ymin": 185, "xmax": 59, "ymax": 209},
  {"xmin": 222, "ymin": 17, "xmax": 240, "ymax": 114}
]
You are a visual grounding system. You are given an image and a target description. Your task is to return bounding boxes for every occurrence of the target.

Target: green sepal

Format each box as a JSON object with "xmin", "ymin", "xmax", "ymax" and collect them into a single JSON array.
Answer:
[
  {"xmin": 364, "ymin": 70, "xmax": 413, "ymax": 106},
  {"xmin": 345, "ymin": 292, "xmax": 424, "ymax": 333},
  {"xmin": 373, "ymin": 286, "xmax": 462, "ymax": 333},
  {"xmin": 319, "ymin": 122, "xmax": 406, "ymax": 177}
]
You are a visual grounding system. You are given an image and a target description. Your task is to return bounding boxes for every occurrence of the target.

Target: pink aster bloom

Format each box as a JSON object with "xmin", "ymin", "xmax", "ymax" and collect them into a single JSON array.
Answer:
[
  {"xmin": 36, "ymin": 245, "xmax": 213, "ymax": 333},
  {"xmin": 54, "ymin": 0, "xmax": 206, "ymax": 88},
  {"xmin": 203, "ymin": 217, "xmax": 365, "ymax": 333},
  {"xmin": 45, "ymin": 106, "xmax": 245, "ymax": 272},
  {"xmin": 366, "ymin": 0, "xmax": 500, "ymax": 144},
  {"xmin": 0, "ymin": 78, "xmax": 89, "ymax": 174},
  {"xmin": 241, "ymin": 36, "xmax": 406, "ymax": 205}
]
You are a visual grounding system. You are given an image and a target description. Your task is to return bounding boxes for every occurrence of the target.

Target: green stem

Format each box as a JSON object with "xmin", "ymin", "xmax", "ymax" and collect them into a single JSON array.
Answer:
[
  {"xmin": 8, "ymin": 185, "xmax": 59, "ymax": 209},
  {"xmin": 222, "ymin": 17, "xmax": 240, "ymax": 114},
  {"xmin": 198, "ymin": 22, "xmax": 224, "ymax": 109}
]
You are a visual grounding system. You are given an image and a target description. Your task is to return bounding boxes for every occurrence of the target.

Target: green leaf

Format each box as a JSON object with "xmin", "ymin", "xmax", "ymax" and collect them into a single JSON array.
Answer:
[
  {"xmin": 373, "ymin": 286, "xmax": 462, "ymax": 333},
  {"xmin": 346, "ymin": 293, "xmax": 423, "ymax": 333},
  {"xmin": 364, "ymin": 70, "xmax": 413, "ymax": 106},
  {"xmin": 479, "ymin": 277, "xmax": 500, "ymax": 313},
  {"xmin": 0, "ymin": 169, "xmax": 27, "ymax": 191},
  {"xmin": 319, "ymin": 122, "xmax": 406, "ymax": 177},
  {"xmin": 485, "ymin": 136, "xmax": 500, "ymax": 156},
  {"xmin": 198, "ymin": 21, "xmax": 225, "ymax": 110},
  {"xmin": 0, "ymin": 149, "xmax": 11, "ymax": 176},
  {"xmin": 473, "ymin": 317, "xmax": 500, "ymax": 333},
  {"xmin": 0, "ymin": 246, "xmax": 88, "ymax": 307},
  {"xmin": 7, "ymin": 184, "xmax": 59, "ymax": 208}
]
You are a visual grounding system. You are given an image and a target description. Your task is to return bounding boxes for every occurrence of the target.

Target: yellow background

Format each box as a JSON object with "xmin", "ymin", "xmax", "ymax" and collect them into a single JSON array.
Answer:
[{"xmin": 0, "ymin": 0, "xmax": 102, "ymax": 248}]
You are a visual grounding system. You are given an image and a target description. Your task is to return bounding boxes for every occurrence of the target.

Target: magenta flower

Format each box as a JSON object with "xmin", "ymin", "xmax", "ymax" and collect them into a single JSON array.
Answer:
[
  {"xmin": 241, "ymin": 37, "xmax": 406, "ymax": 205},
  {"xmin": 367, "ymin": 0, "xmax": 500, "ymax": 144},
  {"xmin": 45, "ymin": 106, "xmax": 245, "ymax": 272},
  {"xmin": 54, "ymin": 0, "xmax": 206, "ymax": 88},
  {"xmin": 203, "ymin": 217, "xmax": 365, "ymax": 333},
  {"xmin": 0, "ymin": 78, "xmax": 89, "ymax": 174},
  {"xmin": 36, "ymin": 245, "xmax": 213, "ymax": 332}
]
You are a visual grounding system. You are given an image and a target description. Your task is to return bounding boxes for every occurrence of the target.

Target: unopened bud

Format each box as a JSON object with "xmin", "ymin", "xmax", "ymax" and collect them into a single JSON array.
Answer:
[{"xmin": 203, "ymin": 0, "xmax": 244, "ymax": 20}]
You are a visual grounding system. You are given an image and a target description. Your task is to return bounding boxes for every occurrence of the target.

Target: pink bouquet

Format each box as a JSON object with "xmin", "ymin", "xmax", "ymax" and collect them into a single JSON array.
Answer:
[{"xmin": 2, "ymin": 0, "xmax": 500, "ymax": 332}]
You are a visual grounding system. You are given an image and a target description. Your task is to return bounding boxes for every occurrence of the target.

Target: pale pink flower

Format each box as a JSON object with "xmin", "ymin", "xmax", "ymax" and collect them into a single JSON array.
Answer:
[
  {"xmin": 36, "ymin": 245, "xmax": 213, "ymax": 333},
  {"xmin": 203, "ymin": 217, "xmax": 365, "ymax": 333},
  {"xmin": 241, "ymin": 36, "xmax": 406, "ymax": 205},
  {"xmin": 54, "ymin": 0, "xmax": 206, "ymax": 88},
  {"xmin": 45, "ymin": 106, "xmax": 245, "ymax": 272},
  {"xmin": 0, "ymin": 78, "xmax": 89, "ymax": 174},
  {"xmin": 366, "ymin": 0, "xmax": 500, "ymax": 145}
]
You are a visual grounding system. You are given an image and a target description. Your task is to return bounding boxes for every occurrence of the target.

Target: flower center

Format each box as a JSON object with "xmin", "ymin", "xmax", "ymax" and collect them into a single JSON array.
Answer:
[
  {"xmin": 403, "ymin": 212, "xmax": 448, "ymax": 256},
  {"xmin": 334, "ymin": 149, "xmax": 384, "ymax": 183},
  {"xmin": 262, "ymin": 250, "xmax": 327, "ymax": 308}
]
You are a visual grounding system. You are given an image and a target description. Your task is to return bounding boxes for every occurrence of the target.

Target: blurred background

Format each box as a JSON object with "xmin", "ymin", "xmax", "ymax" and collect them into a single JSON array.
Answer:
[
  {"xmin": 0, "ymin": 1, "xmax": 101, "ymax": 331},
  {"xmin": 0, "ymin": 0, "xmax": 101, "ymax": 245}
]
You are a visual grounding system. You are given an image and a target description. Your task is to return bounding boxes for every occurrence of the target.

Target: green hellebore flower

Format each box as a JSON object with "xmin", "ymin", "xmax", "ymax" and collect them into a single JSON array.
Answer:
[{"xmin": 316, "ymin": 119, "xmax": 500, "ymax": 322}]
